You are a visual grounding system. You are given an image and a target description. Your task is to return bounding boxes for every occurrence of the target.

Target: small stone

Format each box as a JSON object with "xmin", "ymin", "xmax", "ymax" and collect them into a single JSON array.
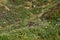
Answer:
[{"xmin": 24, "ymin": 7, "xmax": 30, "ymax": 9}]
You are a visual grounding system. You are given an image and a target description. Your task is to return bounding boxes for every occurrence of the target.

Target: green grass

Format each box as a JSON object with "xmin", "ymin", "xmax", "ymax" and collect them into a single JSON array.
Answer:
[
  {"xmin": 0, "ymin": 0, "xmax": 60, "ymax": 40},
  {"xmin": 0, "ymin": 25, "xmax": 60, "ymax": 40}
]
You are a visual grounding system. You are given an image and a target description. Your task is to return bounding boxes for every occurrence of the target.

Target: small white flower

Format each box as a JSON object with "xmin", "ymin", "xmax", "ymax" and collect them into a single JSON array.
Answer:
[
  {"xmin": 45, "ymin": 26, "xmax": 48, "ymax": 28},
  {"xmin": 49, "ymin": 21, "xmax": 51, "ymax": 23},
  {"xmin": 55, "ymin": 24, "xmax": 58, "ymax": 25},
  {"xmin": 33, "ymin": 5, "xmax": 36, "ymax": 8},
  {"xmin": 3, "ymin": 22, "xmax": 6, "ymax": 24}
]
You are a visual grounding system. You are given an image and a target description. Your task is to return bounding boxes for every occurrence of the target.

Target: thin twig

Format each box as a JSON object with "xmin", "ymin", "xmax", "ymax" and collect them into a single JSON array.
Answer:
[{"xmin": 37, "ymin": 2, "xmax": 60, "ymax": 18}]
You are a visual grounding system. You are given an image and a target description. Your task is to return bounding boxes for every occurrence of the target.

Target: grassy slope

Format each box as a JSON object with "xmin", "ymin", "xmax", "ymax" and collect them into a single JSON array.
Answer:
[{"xmin": 0, "ymin": 0, "xmax": 60, "ymax": 40}]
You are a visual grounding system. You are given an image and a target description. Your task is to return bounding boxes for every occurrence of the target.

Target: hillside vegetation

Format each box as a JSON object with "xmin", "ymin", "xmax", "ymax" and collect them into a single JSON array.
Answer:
[{"xmin": 0, "ymin": 0, "xmax": 60, "ymax": 40}]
